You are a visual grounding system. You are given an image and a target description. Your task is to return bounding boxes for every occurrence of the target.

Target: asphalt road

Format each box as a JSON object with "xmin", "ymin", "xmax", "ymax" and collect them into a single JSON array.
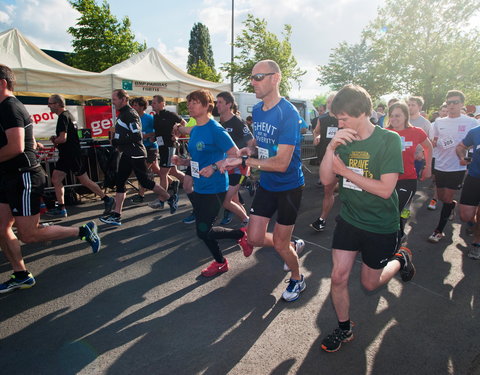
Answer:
[{"xmin": 1, "ymin": 169, "xmax": 479, "ymax": 375}]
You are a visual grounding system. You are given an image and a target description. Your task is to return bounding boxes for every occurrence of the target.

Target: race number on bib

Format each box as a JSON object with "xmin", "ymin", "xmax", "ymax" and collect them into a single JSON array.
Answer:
[
  {"xmin": 326, "ymin": 127, "xmax": 338, "ymax": 139},
  {"xmin": 439, "ymin": 136, "xmax": 455, "ymax": 150},
  {"xmin": 343, "ymin": 167, "xmax": 363, "ymax": 191},
  {"xmin": 258, "ymin": 147, "xmax": 269, "ymax": 159},
  {"xmin": 156, "ymin": 136, "xmax": 165, "ymax": 146},
  {"xmin": 190, "ymin": 160, "xmax": 200, "ymax": 178}
]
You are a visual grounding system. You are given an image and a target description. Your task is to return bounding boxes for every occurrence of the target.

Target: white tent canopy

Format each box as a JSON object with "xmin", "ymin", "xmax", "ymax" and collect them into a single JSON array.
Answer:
[
  {"xmin": 0, "ymin": 28, "xmax": 110, "ymax": 100},
  {"xmin": 101, "ymin": 47, "xmax": 230, "ymax": 98}
]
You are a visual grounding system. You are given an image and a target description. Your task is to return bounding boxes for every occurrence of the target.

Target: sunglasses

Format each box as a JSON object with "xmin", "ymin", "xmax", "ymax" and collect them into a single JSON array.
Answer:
[
  {"xmin": 250, "ymin": 72, "xmax": 275, "ymax": 82},
  {"xmin": 446, "ymin": 99, "xmax": 462, "ymax": 105}
]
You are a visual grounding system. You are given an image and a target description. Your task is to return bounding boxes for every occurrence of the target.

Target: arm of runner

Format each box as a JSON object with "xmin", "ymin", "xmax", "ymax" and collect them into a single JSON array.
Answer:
[
  {"xmin": 313, "ymin": 118, "xmax": 321, "ymax": 146},
  {"xmin": 52, "ymin": 131, "xmax": 67, "ymax": 145},
  {"xmin": 332, "ymin": 154, "xmax": 398, "ymax": 199},
  {"xmin": 455, "ymin": 142, "xmax": 471, "ymax": 166},
  {"xmin": 0, "ymin": 127, "xmax": 24, "ymax": 163},
  {"xmin": 420, "ymin": 137, "xmax": 433, "ymax": 180}
]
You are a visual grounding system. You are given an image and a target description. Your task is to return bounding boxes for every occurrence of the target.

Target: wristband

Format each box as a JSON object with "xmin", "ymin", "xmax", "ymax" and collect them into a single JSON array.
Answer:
[
  {"xmin": 241, "ymin": 155, "xmax": 248, "ymax": 168},
  {"xmin": 211, "ymin": 163, "xmax": 218, "ymax": 172}
]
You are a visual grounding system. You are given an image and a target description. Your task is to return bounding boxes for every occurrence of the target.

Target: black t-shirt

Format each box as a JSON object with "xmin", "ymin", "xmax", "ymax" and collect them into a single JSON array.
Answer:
[
  {"xmin": 221, "ymin": 115, "xmax": 253, "ymax": 149},
  {"xmin": 0, "ymin": 96, "xmax": 38, "ymax": 173},
  {"xmin": 56, "ymin": 110, "xmax": 81, "ymax": 157},
  {"xmin": 154, "ymin": 110, "xmax": 182, "ymax": 148},
  {"xmin": 317, "ymin": 113, "xmax": 339, "ymax": 159}
]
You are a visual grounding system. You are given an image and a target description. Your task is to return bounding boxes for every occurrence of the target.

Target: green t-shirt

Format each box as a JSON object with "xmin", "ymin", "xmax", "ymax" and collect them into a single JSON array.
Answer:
[{"xmin": 336, "ymin": 126, "xmax": 403, "ymax": 234}]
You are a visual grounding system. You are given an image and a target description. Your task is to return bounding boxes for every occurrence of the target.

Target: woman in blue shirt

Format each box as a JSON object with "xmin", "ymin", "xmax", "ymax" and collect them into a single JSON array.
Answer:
[{"xmin": 172, "ymin": 90, "xmax": 253, "ymax": 277}]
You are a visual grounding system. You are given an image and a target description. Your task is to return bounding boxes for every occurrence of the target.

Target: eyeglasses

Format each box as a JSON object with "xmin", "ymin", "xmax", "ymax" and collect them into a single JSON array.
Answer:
[
  {"xmin": 446, "ymin": 100, "xmax": 462, "ymax": 105},
  {"xmin": 250, "ymin": 72, "xmax": 275, "ymax": 82}
]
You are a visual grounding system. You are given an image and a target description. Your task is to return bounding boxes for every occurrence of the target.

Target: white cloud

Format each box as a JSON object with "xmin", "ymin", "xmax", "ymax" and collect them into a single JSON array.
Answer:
[
  {"xmin": 0, "ymin": 10, "xmax": 11, "ymax": 24},
  {"xmin": 0, "ymin": 0, "xmax": 78, "ymax": 51},
  {"xmin": 156, "ymin": 38, "xmax": 189, "ymax": 70}
]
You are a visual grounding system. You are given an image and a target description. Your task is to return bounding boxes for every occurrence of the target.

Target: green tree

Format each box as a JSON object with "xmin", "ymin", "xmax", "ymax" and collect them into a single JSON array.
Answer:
[
  {"xmin": 317, "ymin": 40, "xmax": 390, "ymax": 100},
  {"xmin": 221, "ymin": 14, "xmax": 306, "ymax": 96},
  {"xmin": 68, "ymin": 0, "xmax": 146, "ymax": 72},
  {"xmin": 312, "ymin": 94, "xmax": 327, "ymax": 109},
  {"xmin": 187, "ymin": 23, "xmax": 220, "ymax": 81},
  {"xmin": 188, "ymin": 60, "xmax": 221, "ymax": 82},
  {"xmin": 362, "ymin": 0, "xmax": 480, "ymax": 109}
]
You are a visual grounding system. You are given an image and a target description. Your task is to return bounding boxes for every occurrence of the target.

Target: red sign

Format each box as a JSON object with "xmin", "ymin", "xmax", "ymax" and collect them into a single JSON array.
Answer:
[{"xmin": 84, "ymin": 106, "xmax": 117, "ymax": 138}]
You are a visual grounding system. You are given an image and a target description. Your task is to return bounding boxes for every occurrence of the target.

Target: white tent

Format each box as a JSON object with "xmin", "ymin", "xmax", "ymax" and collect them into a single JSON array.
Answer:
[
  {"xmin": 101, "ymin": 47, "xmax": 230, "ymax": 98},
  {"xmin": 0, "ymin": 28, "xmax": 110, "ymax": 100}
]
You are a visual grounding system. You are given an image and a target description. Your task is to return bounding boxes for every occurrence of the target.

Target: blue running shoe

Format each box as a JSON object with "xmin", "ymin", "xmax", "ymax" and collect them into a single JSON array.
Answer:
[
  {"xmin": 282, "ymin": 275, "xmax": 306, "ymax": 302},
  {"xmin": 82, "ymin": 221, "xmax": 101, "ymax": 253},
  {"xmin": 47, "ymin": 207, "xmax": 67, "ymax": 218},
  {"xmin": 0, "ymin": 272, "xmax": 36, "ymax": 294},
  {"xmin": 100, "ymin": 213, "xmax": 122, "ymax": 226},
  {"xmin": 220, "ymin": 210, "xmax": 233, "ymax": 225},
  {"xmin": 167, "ymin": 194, "xmax": 178, "ymax": 214},
  {"xmin": 182, "ymin": 212, "xmax": 195, "ymax": 224}
]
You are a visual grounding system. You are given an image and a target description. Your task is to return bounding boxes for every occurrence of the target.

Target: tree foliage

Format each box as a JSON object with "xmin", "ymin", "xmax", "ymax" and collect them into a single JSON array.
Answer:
[
  {"xmin": 67, "ymin": 0, "xmax": 146, "ymax": 72},
  {"xmin": 187, "ymin": 59, "xmax": 222, "ymax": 82},
  {"xmin": 221, "ymin": 14, "xmax": 306, "ymax": 96},
  {"xmin": 187, "ymin": 23, "xmax": 216, "ymax": 73},
  {"xmin": 318, "ymin": 0, "xmax": 480, "ymax": 109}
]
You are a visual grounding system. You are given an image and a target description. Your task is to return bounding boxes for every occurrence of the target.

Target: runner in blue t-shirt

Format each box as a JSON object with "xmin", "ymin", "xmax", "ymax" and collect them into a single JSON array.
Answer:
[
  {"xmin": 172, "ymin": 89, "xmax": 253, "ymax": 277},
  {"xmin": 456, "ymin": 125, "xmax": 480, "ymax": 257},
  {"xmin": 223, "ymin": 60, "xmax": 306, "ymax": 302}
]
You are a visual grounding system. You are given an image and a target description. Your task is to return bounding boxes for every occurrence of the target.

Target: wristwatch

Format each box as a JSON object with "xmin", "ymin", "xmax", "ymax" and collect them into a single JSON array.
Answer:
[
  {"xmin": 241, "ymin": 155, "xmax": 248, "ymax": 168},
  {"xmin": 211, "ymin": 163, "xmax": 218, "ymax": 172}
]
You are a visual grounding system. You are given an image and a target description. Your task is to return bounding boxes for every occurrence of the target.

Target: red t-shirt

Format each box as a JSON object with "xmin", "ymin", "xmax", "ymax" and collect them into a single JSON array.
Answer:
[{"xmin": 389, "ymin": 126, "xmax": 427, "ymax": 180}]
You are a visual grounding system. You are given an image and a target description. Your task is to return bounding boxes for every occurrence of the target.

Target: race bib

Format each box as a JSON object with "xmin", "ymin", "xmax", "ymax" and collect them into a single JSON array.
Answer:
[
  {"xmin": 156, "ymin": 136, "xmax": 165, "ymax": 146},
  {"xmin": 326, "ymin": 127, "xmax": 338, "ymax": 139},
  {"xmin": 190, "ymin": 160, "xmax": 200, "ymax": 178},
  {"xmin": 343, "ymin": 167, "xmax": 363, "ymax": 191},
  {"xmin": 440, "ymin": 136, "xmax": 455, "ymax": 150},
  {"xmin": 258, "ymin": 147, "xmax": 269, "ymax": 159}
]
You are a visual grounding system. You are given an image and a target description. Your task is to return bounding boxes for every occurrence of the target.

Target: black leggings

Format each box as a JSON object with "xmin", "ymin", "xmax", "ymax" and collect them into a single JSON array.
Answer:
[
  {"xmin": 115, "ymin": 154, "xmax": 155, "ymax": 193},
  {"xmin": 191, "ymin": 191, "xmax": 244, "ymax": 263},
  {"xmin": 395, "ymin": 179, "xmax": 417, "ymax": 239}
]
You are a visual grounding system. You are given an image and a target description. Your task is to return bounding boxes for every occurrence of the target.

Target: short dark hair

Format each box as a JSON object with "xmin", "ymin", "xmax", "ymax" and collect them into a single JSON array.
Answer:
[
  {"xmin": 187, "ymin": 89, "xmax": 215, "ymax": 114},
  {"xmin": 132, "ymin": 96, "xmax": 148, "ymax": 109},
  {"xmin": 331, "ymin": 84, "xmax": 372, "ymax": 118},
  {"xmin": 446, "ymin": 90, "xmax": 465, "ymax": 103},
  {"xmin": 113, "ymin": 89, "xmax": 129, "ymax": 100},
  {"xmin": 388, "ymin": 102, "xmax": 412, "ymax": 129},
  {"xmin": 0, "ymin": 64, "xmax": 16, "ymax": 91},
  {"xmin": 217, "ymin": 91, "xmax": 238, "ymax": 113},
  {"xmin": 153, "ymin": 95, "xmax": 165, "ymax": 103}
]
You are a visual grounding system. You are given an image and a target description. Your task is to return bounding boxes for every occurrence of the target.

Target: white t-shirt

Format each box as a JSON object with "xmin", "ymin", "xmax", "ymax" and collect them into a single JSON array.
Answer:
[{"xmin": 432, "ymin": 115, "xmax": 478, "ymax": 171}]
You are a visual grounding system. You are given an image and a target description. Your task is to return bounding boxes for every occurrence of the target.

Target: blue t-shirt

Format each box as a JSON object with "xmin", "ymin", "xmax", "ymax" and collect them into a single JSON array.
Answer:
[
  {"xmin": 462, "ymin": 125, "xmax": 480, "ymax": 178},
  {"xmin": 141, "ymin": 113, "xmax": 157, "ymax": 149},
  {"xmin": 252, "ymin": 98, "xmax": 304, "ymax": 191},
  {"xmin": 188, "ymin": 119, "xmax": 235, "ymax": 194}
]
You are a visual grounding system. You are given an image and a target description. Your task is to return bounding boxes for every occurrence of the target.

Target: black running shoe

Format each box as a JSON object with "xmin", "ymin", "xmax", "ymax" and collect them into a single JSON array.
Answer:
[
  {"xmin": 167, "ymin": 194, "xmax": 179, "ymax": 214},
  {"xmin": 321, "ymin": 327, "xmax": 354, "ymax": 352},
  {"xmin": 310, "ymin": 217, "xmax": 326, "ymax": 232},
  {"xmin": 395, "ymin": 246, "xmax": 415, "ymax": 282}
]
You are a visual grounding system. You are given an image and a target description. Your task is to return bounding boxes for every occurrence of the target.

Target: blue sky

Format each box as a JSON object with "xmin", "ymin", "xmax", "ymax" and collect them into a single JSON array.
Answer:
[{"xmin": 0, "ymin": 0, "xmax": 385, "ymax": 98}]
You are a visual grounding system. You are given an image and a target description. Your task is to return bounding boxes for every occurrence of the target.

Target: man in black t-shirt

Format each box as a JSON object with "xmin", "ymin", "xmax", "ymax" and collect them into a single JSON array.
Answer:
[
  {"xmin": 0, "ymin": 64, "xmax": 101, "ymax": 294},
  {"xmin": 151, "ymin": 95, "xmax": 186, "ymax": 209},
  {"xmin": 216, "ymin": 91, "xmax": 253, "ymax": 226},
  {"xmin": 47, "ymin": 94, "xmax": 114, "ymax": 218},
  {"xmin": 100, "ymin": 90, "xmax": 178, "ymax": 226},
  {"xmin": 310, "ymin": 92, "xmax": 338, "ymax": 232}
]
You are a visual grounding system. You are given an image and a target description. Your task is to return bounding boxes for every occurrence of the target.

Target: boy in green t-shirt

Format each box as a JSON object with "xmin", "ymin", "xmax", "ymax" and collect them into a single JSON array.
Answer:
[{"xmin": 319, "ymin": 84, "xmax": 416, "ymax": 353}]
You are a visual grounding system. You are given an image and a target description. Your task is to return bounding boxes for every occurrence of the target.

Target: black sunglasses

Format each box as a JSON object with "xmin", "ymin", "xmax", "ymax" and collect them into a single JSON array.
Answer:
[
  {"xmin": 250, "ymin": 72, "xmax": 275, "ymax": 82},
  {"xmin": 446, "ymin": 100, "xmax": 462, "ymax": 105}
]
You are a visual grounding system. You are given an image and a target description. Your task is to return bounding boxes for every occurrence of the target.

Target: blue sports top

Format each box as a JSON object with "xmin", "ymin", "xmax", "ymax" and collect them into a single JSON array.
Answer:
[{"xmin": 252, "ymin": 98, "xmax": 304, "ymax": 191}]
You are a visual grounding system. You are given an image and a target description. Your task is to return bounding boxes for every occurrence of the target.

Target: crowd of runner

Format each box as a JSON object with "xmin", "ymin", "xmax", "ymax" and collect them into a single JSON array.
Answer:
[{"xmin": 1, "ymin": 60, "xmax": 479, "ymax": 353}]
